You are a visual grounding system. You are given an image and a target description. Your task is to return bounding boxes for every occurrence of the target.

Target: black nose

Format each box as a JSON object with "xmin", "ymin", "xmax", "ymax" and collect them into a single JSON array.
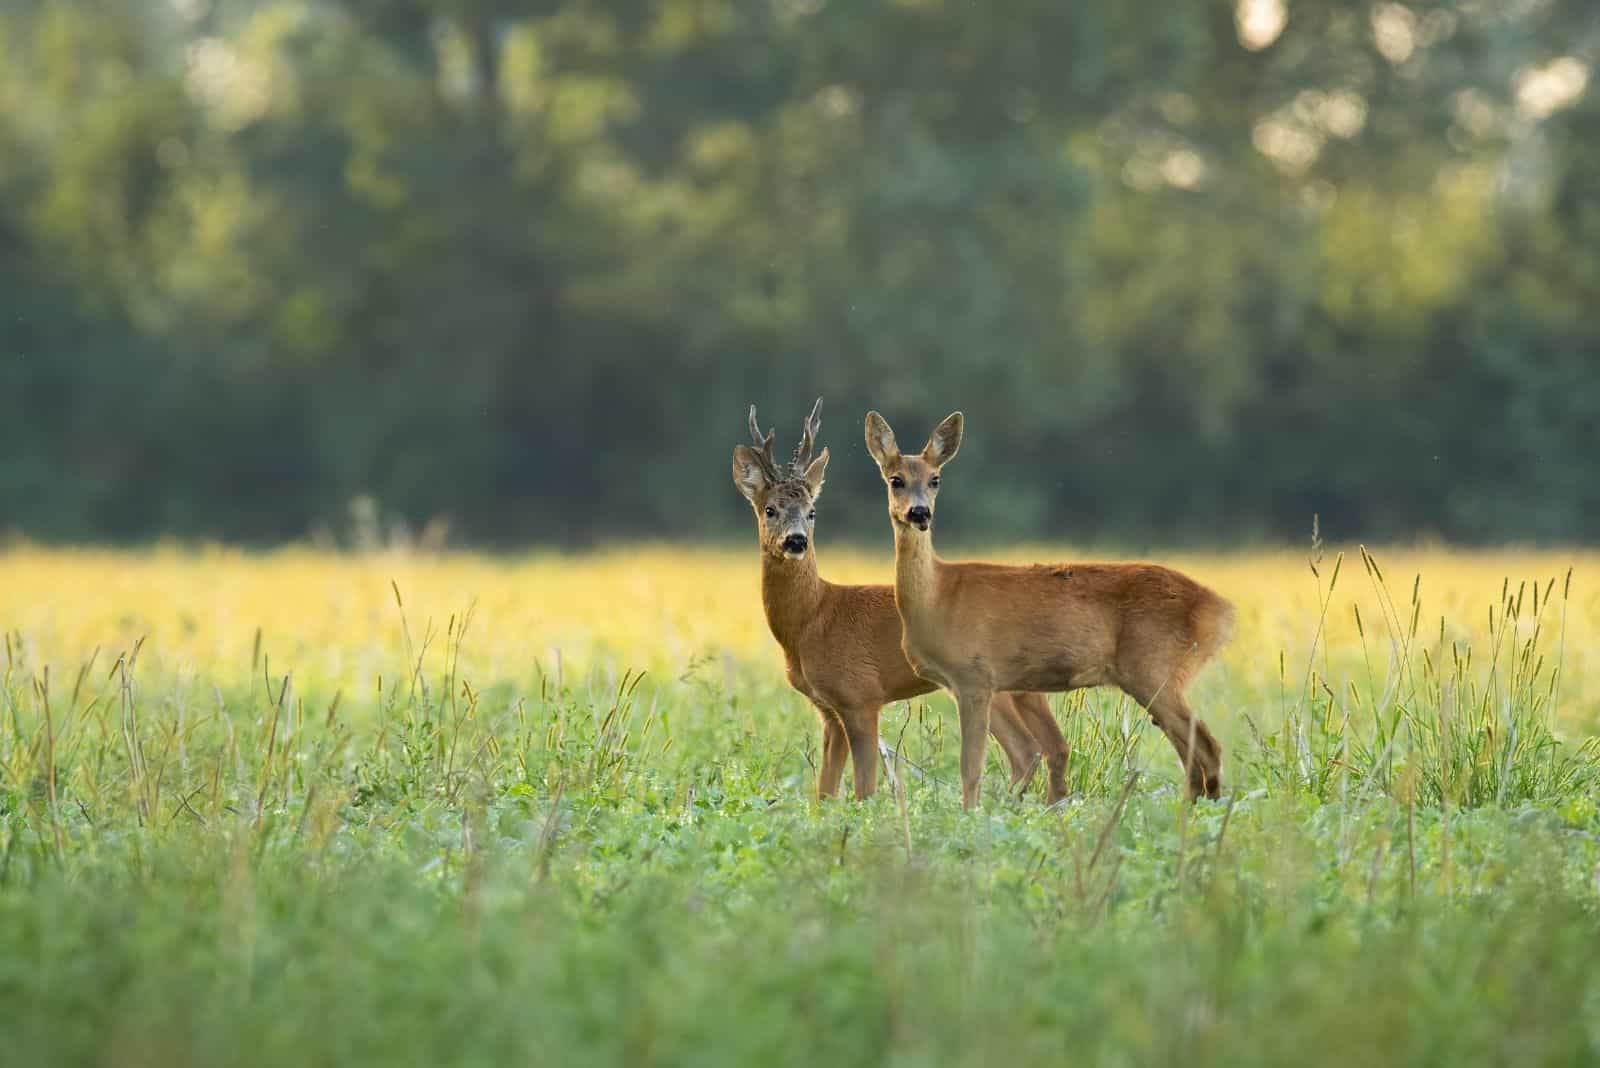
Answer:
[
  {"xmin": 906, "ymin": 506, "xmax": 931, "ymax": 527},
  {"xmin": 782, "ymin": 533, "xmax": 808, "ymax": 554}
]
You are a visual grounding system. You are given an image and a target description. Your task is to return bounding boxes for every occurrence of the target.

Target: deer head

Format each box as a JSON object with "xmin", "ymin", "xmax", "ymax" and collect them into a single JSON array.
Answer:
[
  {"xmin": 732, "ymin": 398, "xmax": 830, "ymax": 559},
  {"xmin": 864, "ymin": 410, "xmax": 962, "ymax": 533}
]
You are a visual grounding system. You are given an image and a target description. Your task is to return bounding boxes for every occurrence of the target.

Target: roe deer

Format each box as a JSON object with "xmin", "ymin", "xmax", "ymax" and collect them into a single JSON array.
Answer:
[
  {"xmin": 732, "ymin": 400, "xmax": 1068, "ymax": 802},
  {"xmin": 863, "ymin": 410, "xmax": 1233, "ymax": 808}
]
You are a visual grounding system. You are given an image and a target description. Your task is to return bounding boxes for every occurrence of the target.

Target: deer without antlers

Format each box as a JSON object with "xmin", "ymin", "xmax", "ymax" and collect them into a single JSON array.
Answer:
[
  {"xmin": 732, "ymin": 400, "xmax": 1069, "ymax": 802},
  {"xmin": 864, "ymin": 410, "xmax": 1233, "ymax": 809}
]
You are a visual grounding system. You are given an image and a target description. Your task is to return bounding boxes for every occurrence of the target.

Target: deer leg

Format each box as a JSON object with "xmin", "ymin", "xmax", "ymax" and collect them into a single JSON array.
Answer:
[
  {"xmin": 1146, "ymin": 691, "xmax": 1223, "ymax": 801},
  {"xmin": 815, "ymin": 706, "xmax": 850, "ymax": 799},
  {"xmin": 988, "ymin": 695, "xmax": 1042, "ymax": 794},
  {"xmin": 1012, "ymin": 692, "xmax": 1069, "ymax": 804},
  {"xmin": 954, "ymin": 688, "xmax": 995, "ymax": 810},
  {"xmin": 841, "ymin": 705, "xmax": 883, "ymax": 800}
]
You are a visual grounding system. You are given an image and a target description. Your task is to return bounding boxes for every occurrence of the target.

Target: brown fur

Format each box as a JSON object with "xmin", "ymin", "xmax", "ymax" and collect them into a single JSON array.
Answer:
[
  {"xmin": 865, "ymin": 410, "xmax": 1233, "ymax": 807},
  {"xmin": 734, "ymin": 402, "xmax": 1068, "ymax": 802}
]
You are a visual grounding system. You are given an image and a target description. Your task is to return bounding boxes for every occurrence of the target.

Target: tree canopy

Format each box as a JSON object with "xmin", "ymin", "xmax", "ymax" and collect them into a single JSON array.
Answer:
[{"xmin": 2, "ymin": 0, "xmax": 1596, "ymax": 546}]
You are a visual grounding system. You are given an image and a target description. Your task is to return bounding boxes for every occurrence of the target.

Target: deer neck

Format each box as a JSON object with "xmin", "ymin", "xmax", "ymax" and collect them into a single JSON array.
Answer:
[
  {"xmin": 892, "ymin": 525, "xmax": 940, "ymax": 625},
  {"xmin": 760, "ymin": 549, "xmax": 825, "ymax": 646}
]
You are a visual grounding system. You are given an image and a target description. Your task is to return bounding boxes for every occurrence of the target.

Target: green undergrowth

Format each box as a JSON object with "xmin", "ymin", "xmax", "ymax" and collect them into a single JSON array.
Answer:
[{"xmin": 3, "ymin": 560, "xmax": 1600, "ymax": 1067}]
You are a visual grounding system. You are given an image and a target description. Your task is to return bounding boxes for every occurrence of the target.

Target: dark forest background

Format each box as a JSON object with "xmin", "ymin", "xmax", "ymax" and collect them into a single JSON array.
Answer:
[{"xmin": 2, "ymin": 0, "xmax": 1597, "ymax": 547}]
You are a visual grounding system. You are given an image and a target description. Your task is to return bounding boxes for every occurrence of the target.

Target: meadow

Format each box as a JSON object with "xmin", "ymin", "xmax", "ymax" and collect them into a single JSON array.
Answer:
[{"xmin": 3, "ymin": 542, "xmax": 1600, "ymax": 1067}]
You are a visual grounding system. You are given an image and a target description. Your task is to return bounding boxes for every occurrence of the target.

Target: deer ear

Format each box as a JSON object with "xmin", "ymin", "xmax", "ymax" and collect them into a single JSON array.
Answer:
[
  {"xmin": 864, "ymin": 411, "xmax": 899, "ymax": 468},
  {"xmin": 732, "ymin": 445, "xmax": 771, "ymax": 502},
  {"xmin": 801, "ymin": 447, "xmax": 829, "ymax": 497},
  {"xmin": 922, "ymin": 411, "xmax": 963, "ymax": 466}
]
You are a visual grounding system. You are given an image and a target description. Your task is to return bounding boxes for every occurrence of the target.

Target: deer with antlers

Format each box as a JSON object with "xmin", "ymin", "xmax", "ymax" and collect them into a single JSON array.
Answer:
[
  {"xmin": 732, "ymin": 400, "xmax": 1069, "ymax": 802},
  {"xmin": 863, "ymin": 410, "xmax": 1233, "ymax": 808}
]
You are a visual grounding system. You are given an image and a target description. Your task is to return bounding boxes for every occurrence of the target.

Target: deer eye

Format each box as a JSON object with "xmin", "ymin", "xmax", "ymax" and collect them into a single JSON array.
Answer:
[
  {"xmin": 763, "ymin": 506, "xmax": 777, "ymax": 519},
  {"xmin": 929, "ymin": 475, "xmax": 941, "ymax": 488},
  {"xmin": 807, "ymin": 509, "xmax": 817, "ymax": 521},
  {"xmin": 889, "ymin": 475, "xmax": 905, "ymax": 489}
]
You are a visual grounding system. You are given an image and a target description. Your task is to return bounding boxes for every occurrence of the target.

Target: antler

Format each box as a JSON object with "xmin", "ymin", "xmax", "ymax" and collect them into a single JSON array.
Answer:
[
  {"xmin": 746, "ymin": 405, "xmax": 781, "ymax": 480},
  {"xmin": 791, "ymin": 397, "xmax": 823, "ymax": 474}
]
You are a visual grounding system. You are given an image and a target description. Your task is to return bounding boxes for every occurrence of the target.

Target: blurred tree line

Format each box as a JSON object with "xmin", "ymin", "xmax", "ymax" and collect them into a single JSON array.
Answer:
[{"xmin": 1, "ymin": 0, "xmax": 1596, "ymax": 547}]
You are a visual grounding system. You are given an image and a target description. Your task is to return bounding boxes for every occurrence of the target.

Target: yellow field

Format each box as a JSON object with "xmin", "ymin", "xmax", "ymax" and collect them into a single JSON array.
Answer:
[{"xmin": 2, "ymin": 544, "xmax": 1597, "ymax": 734}]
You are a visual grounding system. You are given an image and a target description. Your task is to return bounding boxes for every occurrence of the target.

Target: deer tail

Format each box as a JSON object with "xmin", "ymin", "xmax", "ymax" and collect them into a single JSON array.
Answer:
[{"xmin": 1188, "ymin": 587, "xmax": 1236, "ymax": 669}]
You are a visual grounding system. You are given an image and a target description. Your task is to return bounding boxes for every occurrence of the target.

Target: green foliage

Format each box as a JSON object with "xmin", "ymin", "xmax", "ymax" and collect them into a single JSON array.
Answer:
[
  {"xmin": 1, "ymin": 0, "xmax": 1598, "ymax": 545},
  {"xmin": 4, "ymin": 556, "xmax": 1600, "ymax": 1064}
]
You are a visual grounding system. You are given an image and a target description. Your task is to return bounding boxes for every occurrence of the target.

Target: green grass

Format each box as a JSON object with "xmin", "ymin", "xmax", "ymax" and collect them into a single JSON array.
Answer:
[{"xmin": 4, "ymin": 554, "xmax": 1600, "ymax": 1067}]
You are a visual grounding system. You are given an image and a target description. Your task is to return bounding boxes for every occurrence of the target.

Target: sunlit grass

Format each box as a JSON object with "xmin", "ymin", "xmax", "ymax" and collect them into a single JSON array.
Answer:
[
  {"xmin": 3, "ymin": 543, "xmax": 1597, "ymax": 715},
  {"xmin": 2, "ymin": 544, "xmax": 1600, "ymax": 1066}
]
